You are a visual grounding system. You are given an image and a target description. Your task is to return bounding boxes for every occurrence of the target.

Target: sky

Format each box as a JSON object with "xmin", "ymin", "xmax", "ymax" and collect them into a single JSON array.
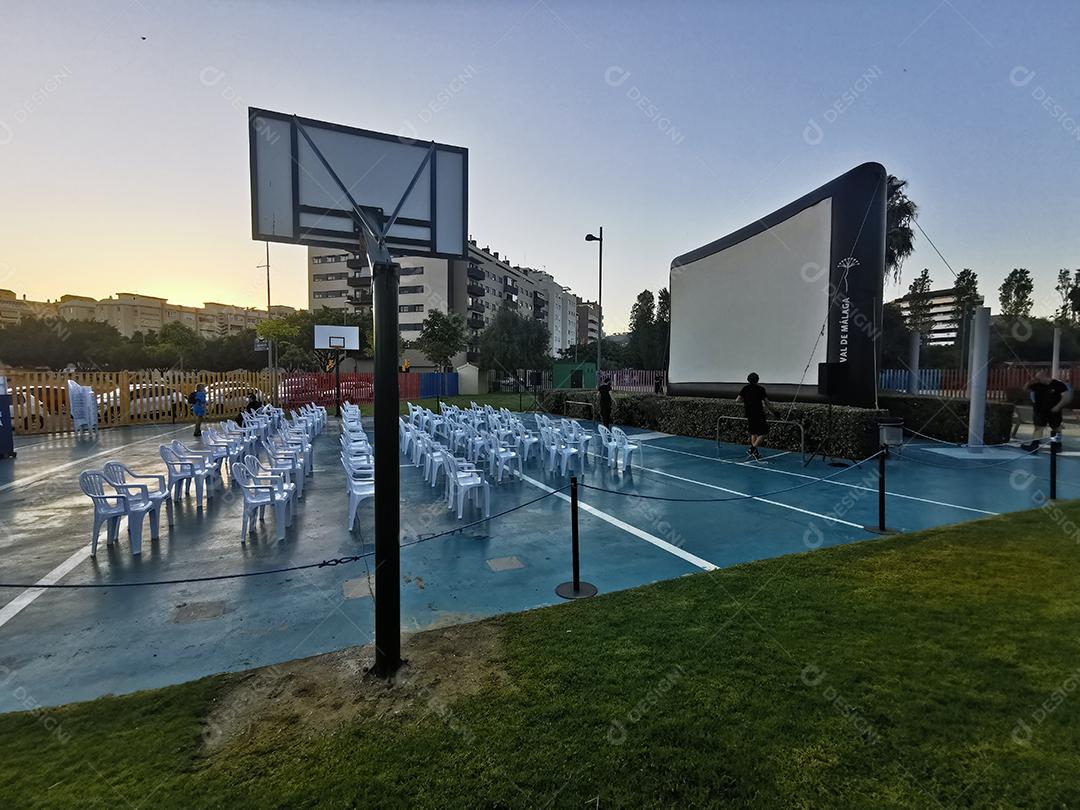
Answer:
[{"xmin": 1, "ymin": 0, "xmax": 1078, "ymax": 332}]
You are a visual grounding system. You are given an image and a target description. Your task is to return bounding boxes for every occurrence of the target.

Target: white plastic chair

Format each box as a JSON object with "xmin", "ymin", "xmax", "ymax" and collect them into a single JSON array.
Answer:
[
  {"xmin": 540, "ymin": 427, "xmax": 579, "ymax": 476},
  {"xmin": 231, "ymin": 462, "xmax": 292, "ymax": 542},
  {"xmin": 442, "ymin": 454, "xmax": 491, "ymax": 519},
  {"xmin": 596, "ymin": 424, "xmax": 619, "ymax": 466},
  {"xmin": 611, "ymin": 427, "xmax": 640, "ymax": 470},
  {"xmin": 485, "ymin": 433, "xmax": 521, "ymax": 482},
  {"xmin": 342, "ymin": 457, "xmax": 375, "ymax": 531},
  {"xmin": 103, "ymin": 461, "xmax": 174, "ymax": 530},
  {"xmin": 80, "ymin": 470, "xmax": 156, "ymax": 556},
  {"xmin": 244, "ymin": 454, "xmax": 297, "ymax": 510},
  {"xmin": 159, "ymin": 445, "xmax": 214, "ymax": 506}
]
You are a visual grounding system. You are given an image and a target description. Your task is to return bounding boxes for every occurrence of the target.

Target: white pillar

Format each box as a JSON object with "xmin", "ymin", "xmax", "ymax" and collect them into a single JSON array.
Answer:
[
  {"xmin": 1052, "ymin": 327, "xmax": 1061, "ymax": 379},
  {"xmin": 907, "ymin": 331, "xmax": 921, "ymax": 394},
  {"xmin": 967, "ymin": 307, "xmax": 991, "ymax": 449}
]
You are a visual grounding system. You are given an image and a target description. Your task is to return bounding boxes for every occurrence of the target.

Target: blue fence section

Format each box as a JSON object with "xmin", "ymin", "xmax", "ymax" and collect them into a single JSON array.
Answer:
[
  {"xmin": 879, "ymin": 369, "xmax": 943, "ymax": 392},
  {"xmin": 419, "ymin": 372, "xmax": 458, "ymax": 399}
]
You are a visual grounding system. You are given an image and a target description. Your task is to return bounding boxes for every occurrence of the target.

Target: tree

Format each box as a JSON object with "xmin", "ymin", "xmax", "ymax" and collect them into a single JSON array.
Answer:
[
  {"xmin": 413, "ymin": 309, "xmax": 468, "ymax": 372},
  {"xmin": 1068, "ymin": 270, "xmax": 1080, "ymax": 325},
  {"xmin": 886, "ymin": 174, "xmax": 918, "ymax": 281},
  {"xmin": 1054, "ymin": 268, "xmax": 1074, "ymax": 325},
  {"xmin": 905, "ymin": 268, "xmax": 934, "ymax": 340},
  {"xmin": 879, "ymin": 302, "xmax": 912, "ymax": 368},
  {"xmin": 998, "ymin": 268, "xmax": 1034, "ymax": 319},
  {"xmin": 952, "ymin": 268, "xmax": 980, "ymax": 367},
  {"xmin": 478, "ymin": 306, "xmax": 551, "ymax": 379}
]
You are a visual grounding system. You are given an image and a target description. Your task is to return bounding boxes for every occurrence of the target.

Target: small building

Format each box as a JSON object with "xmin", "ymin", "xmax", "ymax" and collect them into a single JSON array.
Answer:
[{"xmin": 552, "ymin": 360, "xmax": 596, "ymax": 390}]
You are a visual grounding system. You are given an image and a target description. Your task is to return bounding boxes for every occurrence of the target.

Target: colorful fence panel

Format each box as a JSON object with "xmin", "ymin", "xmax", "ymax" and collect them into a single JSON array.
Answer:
[
  {"xmin": 879, "ymin": 366, "xmax": 1073, "ymax": 400},
  {"xmin": 0, "ymin": 369, "xmax": 448, "ymax": 435}
]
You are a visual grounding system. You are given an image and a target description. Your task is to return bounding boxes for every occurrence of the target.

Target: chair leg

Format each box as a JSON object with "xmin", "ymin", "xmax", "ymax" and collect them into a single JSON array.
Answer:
[
  {"xmin": 91, "ymin": 513, "xmax": 104, "ymax": 557},
  {"xmin": 240, "ymin": 508, "xmax": 248, "ymax": 541},
  {"xmin": 127, "ymin": 511, "xmax": 145, "ymax": 555},
  {"xmin": 274, "ymin": 501, "xmax": 286, "ymax": 541},
  {"xmin": 150, "ymin": 506, "xmax": 161, "ymax": 540},
  {"xmin": 165, "ymin": 498, "xmax": 174, "ymax": 527},
  {"xmin": 194, "ymin": 477, "xmax": 204, "ymax": 507},
  {"xmin": 107, "ymin": 516, "xmax": 121, "ymax": 542}
]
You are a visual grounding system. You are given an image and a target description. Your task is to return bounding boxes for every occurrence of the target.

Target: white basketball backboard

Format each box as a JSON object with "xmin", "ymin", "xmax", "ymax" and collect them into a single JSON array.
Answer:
[
  {"xmin": 314, "ymin": 325, "xmax": 361, "ymax": 351},
  {"xmin": 249, "ymin": 108, "xmax": 467, "ymax": 259}
]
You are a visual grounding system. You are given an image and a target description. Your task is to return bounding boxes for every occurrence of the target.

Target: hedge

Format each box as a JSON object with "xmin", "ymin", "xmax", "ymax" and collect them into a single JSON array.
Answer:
[
  {"xmin": 536, "ymin": 391, "xmax": 886, "ymax": 459},
  {"xmin": 877, "ymin": 393, "xmax": 1014, "ymax": 444},
  {"xmin": 535, "ymin": 391, "xmax": 1016, "ymax": 459}
]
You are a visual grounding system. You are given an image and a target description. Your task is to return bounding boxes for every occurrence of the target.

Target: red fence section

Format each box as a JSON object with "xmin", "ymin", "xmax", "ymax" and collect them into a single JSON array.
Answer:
[
  {"xmin": 277, "ymin": 372, "xmax": 420, "ymax": 409},
  {"xmin": 609, "ymin": 369, "xmax": 663, "ymax": 393}
]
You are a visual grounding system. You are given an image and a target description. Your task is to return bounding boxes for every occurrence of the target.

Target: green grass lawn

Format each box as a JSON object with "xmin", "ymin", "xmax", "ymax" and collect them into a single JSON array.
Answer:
[{"xmin": 3, "ymin": 505, "xmax": 1080, "ymax": 807}]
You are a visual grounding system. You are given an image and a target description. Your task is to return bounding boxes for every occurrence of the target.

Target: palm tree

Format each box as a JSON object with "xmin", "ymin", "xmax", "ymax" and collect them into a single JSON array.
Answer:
[{"xmin": 885, "ymin": 174, "xmax": 918, "ymax": 282}]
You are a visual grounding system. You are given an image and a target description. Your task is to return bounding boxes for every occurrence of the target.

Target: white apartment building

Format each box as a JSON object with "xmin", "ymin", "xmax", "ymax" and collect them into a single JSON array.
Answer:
[
  {"xmin": 891, "ymin": 287, "xmax": 984, "ymax": 346},
  {"xmin": 307, "ymin": 240, "xmax": 584, "ymax": 364}
]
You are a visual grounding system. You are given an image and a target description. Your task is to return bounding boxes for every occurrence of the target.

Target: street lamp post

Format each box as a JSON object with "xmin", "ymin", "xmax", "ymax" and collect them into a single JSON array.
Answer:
[{"xmin": 585, "ymin": 227, "xmax": 603, "ymax": 374}]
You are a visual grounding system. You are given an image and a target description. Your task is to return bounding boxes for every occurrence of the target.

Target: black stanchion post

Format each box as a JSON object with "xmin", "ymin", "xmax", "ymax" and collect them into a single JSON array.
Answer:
[
  {"xmin": 556, "ymin": 476, "xmax": 597, "ymax": 599},
  {"xmin": 1050, "ymin": 437, "xmax": 1059, "ymax": 500},
  {"xmin": 863, "ymin": 447, "xmax": 898, "ymax": 535}
]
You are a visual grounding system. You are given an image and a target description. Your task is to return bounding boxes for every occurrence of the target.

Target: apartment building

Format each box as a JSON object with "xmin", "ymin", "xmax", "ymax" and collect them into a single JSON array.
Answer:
[
  {"xmin": 0, "ymin": 288, "xmax": 293, "ymax": 338},
  {"xmin": 577, "ymin": 300, "xmax": 602, "ymax": 346},
  {"xmin": 0, "ymin": 290, "xmax": 57, "ymax": 326},
  {"xmin": 307, "ymin": 239, "xmax": 585, "ymax": 364},
  {"xmin": 890, "ymin": 287, "xmax": 984, "ymax": 345}
]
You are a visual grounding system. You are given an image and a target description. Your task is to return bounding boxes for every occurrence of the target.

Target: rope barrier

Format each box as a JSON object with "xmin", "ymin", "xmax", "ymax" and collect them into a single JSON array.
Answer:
[
  {"xmin": 892, "ymin": 444, "xmax": 1042, "ymax": 470},
  {"xmin": 0, "ymin": 483, "xmax": 570, "ymax": 590},
  {"xmin": 901, "ymin": 426, "xmax": 1019, "ymax": 449},
  {"xmin": 578, "ymin": 450, "xmax": 883, "ymax": 503}
]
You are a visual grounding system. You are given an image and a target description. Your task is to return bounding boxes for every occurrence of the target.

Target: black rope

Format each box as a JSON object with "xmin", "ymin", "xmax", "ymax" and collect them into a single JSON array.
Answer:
[
  {"xmin": 892, "ymin": 444, "xmax": 1042, "ymax": 470},
  {"xmin": 0, "ymin": 485, "xmax": 571, "ymax": 590},
  {"xmin": 579, "ymin": 451, "xmax": 882, "ymax": 503}
]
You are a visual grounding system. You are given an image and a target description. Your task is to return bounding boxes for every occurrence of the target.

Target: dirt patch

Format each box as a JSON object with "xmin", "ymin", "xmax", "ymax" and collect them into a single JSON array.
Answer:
[{"xmin": 200, "ymin": 617, "xmax": 507, "ymax": 753}]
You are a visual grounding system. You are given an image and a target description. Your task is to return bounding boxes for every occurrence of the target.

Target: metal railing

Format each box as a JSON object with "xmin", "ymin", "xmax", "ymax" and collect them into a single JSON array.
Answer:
[
  {"xmin": 716, "ymin": 415, "xmax": 806, "ymax": 466},
  {"xmin": 565, "ymin": 400, "xmax": 595, "ymax": 419}
]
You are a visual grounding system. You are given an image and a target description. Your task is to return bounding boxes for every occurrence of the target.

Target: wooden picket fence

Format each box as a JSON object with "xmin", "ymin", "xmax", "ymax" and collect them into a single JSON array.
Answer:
[{"xmin": 1, "ymin": 369, "xmax": 424, "ymax": 435}]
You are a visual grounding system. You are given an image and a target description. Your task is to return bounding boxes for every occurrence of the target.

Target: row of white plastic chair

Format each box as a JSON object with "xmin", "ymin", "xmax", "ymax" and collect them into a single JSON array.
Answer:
[{"xmin": 79, "ymin": 403, "xmax": 327, "ymax": 556}]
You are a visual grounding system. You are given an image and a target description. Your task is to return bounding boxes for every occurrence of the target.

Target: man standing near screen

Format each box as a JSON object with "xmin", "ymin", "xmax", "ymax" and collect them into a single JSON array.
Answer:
[
  {"xmin": 736, "ymin": 372, "xmax": 773, "ymax": 461},
  {"xmin": 1021, "ymin": 370, "xmax": 1071, "ymax": 451}
]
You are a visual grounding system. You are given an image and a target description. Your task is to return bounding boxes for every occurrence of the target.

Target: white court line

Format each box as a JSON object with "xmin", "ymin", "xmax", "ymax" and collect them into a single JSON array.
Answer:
[
  {"xmin": 634, "ymin": 465, "xmax": 865, "ymax": 529},
  {"xmin": 650, "ymin": 444, "xmax": 998, "ymax": 516},
  {"xmin": 0, "ymin": 425, "xmax": 189, "ymax": 495},
  {"xmin": 0, "ymin": 545, "xmax": 92, "ymax": 629},
  {"xmin": 518, "ymin": 474, "xmax": 717, "ymax": 571}
]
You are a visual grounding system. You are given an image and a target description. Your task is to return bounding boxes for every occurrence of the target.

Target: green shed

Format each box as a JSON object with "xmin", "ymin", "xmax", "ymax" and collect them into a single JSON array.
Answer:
[{"xmin": 552, "ymin": 360, "xmax": 596, "ymax": 390}]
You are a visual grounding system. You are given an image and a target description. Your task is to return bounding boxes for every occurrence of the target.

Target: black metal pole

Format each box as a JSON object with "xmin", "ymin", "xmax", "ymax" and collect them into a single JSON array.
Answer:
[
  {"xmin": 878, "ymin": 449, "xmax": 886, "ymax": 531},
  {"xmin": 863, "ymin": 446, "xmax": 897, "ymax": 535},
  {"xmin": 556, "ymin": 475, "xmax": 597, "ymax": 599},
  {"xmin": 1050, "ymin": 437, "xmax": 1059, "ymax": 500},
  {"xmin": 335, "ymin": 350, "xmax": 342, "ymax": 417},
  {"xmin": 372, "ymin": 260, "xmax": 402, "ymax": 677}
]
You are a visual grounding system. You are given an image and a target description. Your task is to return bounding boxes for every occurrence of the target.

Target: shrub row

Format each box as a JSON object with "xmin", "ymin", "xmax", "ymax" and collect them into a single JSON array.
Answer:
[
  {"xmin": 535, "ymin": 390, "xmax": 1016, "ymax": 458},
  {"xmin": 877, "ymin": 393, "xmax": 1014, "ymax": 444},
  {"xmin": 536, "ymin": 391, "xmax": 887, "ymax": 459}
]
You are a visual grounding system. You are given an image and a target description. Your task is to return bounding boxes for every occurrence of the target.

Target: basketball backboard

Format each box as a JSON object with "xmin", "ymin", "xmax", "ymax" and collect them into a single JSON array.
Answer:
[
  {"xmin": 314, "ymin": 324, "xmax": 361, "ymax": 351},
  {"xmin": 249, "ymin": 107, "xmax": 468, "ymax": 259}
]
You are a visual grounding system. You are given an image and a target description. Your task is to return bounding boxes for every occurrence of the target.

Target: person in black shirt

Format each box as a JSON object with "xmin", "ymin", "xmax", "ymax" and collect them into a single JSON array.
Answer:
[
  {"xmin": 598, "ymin": 376, "xmax": 613, "ymax": 428},
  {"xmin": 736, "ymin": 372, "xmax": 775, "ymax": 461},
  {"xmin": 1022, "ymin": 370, "xmax": 1071, "ymax": 450}
]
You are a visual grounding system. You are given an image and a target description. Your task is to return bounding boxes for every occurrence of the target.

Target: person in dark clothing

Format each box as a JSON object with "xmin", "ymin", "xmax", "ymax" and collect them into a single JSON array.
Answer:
[
  {"xmin": 654, "ymin": 372, "xmax": 665, "ymax": 395},
  {"xmin": 1022, "ymin": 370, "xmax": 1071, "ymax": 450},
  {"xmin": 735, "ymin": 372, "xmax": 775, "ymax": 461},
  {"xmin": 598, "ymin": 376, "xmax": 613, "ymax": 428}
]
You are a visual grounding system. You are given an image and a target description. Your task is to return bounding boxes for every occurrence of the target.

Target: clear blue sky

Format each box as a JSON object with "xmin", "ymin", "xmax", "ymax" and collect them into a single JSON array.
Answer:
[{"xmin": 1, "ymin": 0, "xmax": 1078, "ymax": 330}]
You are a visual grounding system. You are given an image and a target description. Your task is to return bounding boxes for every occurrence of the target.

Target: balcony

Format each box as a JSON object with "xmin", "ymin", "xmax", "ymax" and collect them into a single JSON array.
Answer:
[
  {"xmin": 504, "ymin": 282, "xmax": 520, "ymax": 296},
  {"xmin": 468, "ymin": 300, "xmax": 485, "ymax": 314},
  {"xmin": 347, "ymin": 290, "xmax": 373, "ymax": 307},
  {"xmin": 467, "ymin": 265, "xmax": 484, "ymax": 281},
  {"xmin": 467, "ymin": 315, "xmax": 485, "ymax": 330},
  {"xmin": 533, "ymin": 289, "xmax": 547, "ymax": 300},
  {"xmin": 346, "ymin": 274, "xmax": 371, "ymax": 288},
  {"xmin": 503, "ymin": 296, "xmax": 518, "ymax": 309},
  {"xmin": 466, "ymin": 283, "xmax": 485, "ymax": 297}
]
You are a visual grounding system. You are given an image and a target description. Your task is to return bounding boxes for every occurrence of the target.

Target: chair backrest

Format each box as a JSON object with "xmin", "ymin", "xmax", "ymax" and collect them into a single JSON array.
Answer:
[
  {"xmin": 612, "ymin": 426, "xmax": 629, "ymax": 444},
  {"xmin": 243, "ymin": 455, "xmax": 262, "ymax": 476},
  {"xmin": 79, "ymin": 470, "xmax": 109, "ymax": 498},
  {"xmin": 597, "ymin": 424, "xmax": 613, "ymax": 443},
  {"xmin": 102, "ymin": 461, "xmax": 131, "ymax": 485}
]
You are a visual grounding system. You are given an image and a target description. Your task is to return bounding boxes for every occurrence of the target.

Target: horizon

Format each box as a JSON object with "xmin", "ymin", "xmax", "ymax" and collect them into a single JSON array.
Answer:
[{"xmin": 2, "ymin": 0, "xmax": 1079, "ymax": 331}]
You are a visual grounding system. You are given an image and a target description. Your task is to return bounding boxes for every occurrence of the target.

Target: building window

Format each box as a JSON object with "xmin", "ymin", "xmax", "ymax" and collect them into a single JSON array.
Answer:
[
  {"xmin": 313, "ymin": 290, "xmax": 347, "ymax": 299},
  {"xmin": 313, "ymin": 272, "xmax": 349, "ymax": 282},
  {"xmin": 399, "ymin": 285, "xmax": 424, "ymax": 295},
  {"xmin": 399, "ymin": 266, "xmax": 424, "ymax": 276},
  {"xmin": 400, "ymin": 323, "xmax": 423, "ymax": 332},
  {"xmin": 399, "ymin": 304, "xmax": 424, "ymax": 313},
  {"xmin": 312, "ymin": 254, "xmax": 350, "ymax": 265}
]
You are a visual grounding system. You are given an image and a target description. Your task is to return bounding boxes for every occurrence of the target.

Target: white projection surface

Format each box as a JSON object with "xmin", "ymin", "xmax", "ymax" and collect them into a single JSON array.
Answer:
[{"xmin": 669, "ymin": 198, "xmax": 832, "ymax": 386}]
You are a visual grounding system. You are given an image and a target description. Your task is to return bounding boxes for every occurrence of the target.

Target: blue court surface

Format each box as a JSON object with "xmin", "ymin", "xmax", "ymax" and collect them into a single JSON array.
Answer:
[{"xmin": 0, "ymin": 415, "xmax": 1075, "ymax": 712}]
